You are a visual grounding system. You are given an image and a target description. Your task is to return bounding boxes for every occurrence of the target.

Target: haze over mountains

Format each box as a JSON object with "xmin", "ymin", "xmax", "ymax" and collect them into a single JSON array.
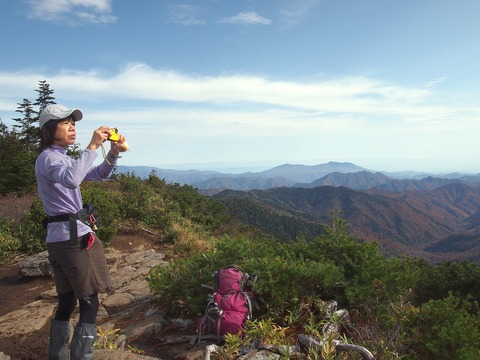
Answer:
[
  {"xmin": 117, "ymin": 162, "xmax": 480, "ymax": 265},
  {"xmin": 117, "ymin": 161, "xmax": 480, "ymax": 192}
]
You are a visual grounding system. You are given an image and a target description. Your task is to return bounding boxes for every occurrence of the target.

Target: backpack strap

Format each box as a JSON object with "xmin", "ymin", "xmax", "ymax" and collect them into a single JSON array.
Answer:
[
  {"xmin": 242, "ymin": 291, "xmax": 253, "ymax": 319},
  {"xmin": 214, "ymin": 312, "xmax": 223, "ymax": 343}
]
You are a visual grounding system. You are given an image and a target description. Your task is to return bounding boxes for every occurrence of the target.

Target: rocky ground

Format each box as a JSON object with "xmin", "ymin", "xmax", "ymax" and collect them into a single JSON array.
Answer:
[{"xmin": 0, "ymin": 232, "xmax": 206, "ymax": 360}]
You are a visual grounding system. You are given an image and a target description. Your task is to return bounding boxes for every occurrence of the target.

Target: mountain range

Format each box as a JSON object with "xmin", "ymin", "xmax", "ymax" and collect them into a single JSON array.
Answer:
[
  {"xmin": 214, "ymin": 182, "xmax": 480, "ymax": 265},
  {"xmin": 117, "ymin": 162, "xmax": 480, "ymax": 193},
  {"xmin": 116, "ymin": 162, "xmax": 480, "ymax": 264}
]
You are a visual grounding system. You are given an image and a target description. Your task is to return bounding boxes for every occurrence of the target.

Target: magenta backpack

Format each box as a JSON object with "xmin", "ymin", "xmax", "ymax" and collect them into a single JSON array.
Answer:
[{"xmin": 192, "ymin": 265, "xmax": 256, "ymax": 344}]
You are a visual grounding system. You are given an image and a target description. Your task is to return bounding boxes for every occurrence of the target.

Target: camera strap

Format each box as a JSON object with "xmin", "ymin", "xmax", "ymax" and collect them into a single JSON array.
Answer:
[{"xmin": 101, "ymin": 144, "xmax": 112, "ymax": 166}]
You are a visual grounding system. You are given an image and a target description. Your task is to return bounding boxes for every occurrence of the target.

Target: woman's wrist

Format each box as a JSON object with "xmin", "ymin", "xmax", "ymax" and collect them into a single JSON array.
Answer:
[{"xmin": 108, "ymin": 150, "xmax": 120, "ymax": 158}]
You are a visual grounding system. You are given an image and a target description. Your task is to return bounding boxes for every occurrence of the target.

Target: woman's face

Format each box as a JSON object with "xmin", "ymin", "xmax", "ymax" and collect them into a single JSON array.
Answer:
[{"xmin": 52, "ymin": 117, "xmax": 76, "ymax": 148}]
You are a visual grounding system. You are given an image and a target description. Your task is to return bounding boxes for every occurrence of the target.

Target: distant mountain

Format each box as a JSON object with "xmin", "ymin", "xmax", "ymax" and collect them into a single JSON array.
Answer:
[
  {"xmin": 374, "ymin": 176, "xmax": 457, "ymax": 192},
  {"xmin": 116, "ymin": 165, "xmax": 222, "ymax": 184},
  {"xmin": 116, "ymin": 162, "xmax": 480, "ymax": 193},
  {"xmin": 191, "ymin": 176, "xmax": 296, "ymax": 191},
  {"xmin": 256, "ymin": 162, "xmax": 370, "ymax": 183},
  {"xmin": 214, "ymin": 182, "xmax": 480, "ymax": 264},
  {"xmin": 117, "ymin": 162, "xmax": 373, "ymax": 190},
  {"xmin": 300, "ymin": 171, "xmax": 391, "ymax": 190},
  {"xmin": 423, "ymin": 233, "xmax": 480, "ymax": 264}
]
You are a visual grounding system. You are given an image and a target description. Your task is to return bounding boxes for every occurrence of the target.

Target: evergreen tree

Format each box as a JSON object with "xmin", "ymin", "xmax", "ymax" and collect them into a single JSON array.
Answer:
[
  {"xmin": 10, "ymin": 81, "xmax": 56, "ymax": 152},
  {"xmin": 2, "ymin": 80, "xmax": 57, "ymax": 194},
  {"xmin": 0, "ymin": 121, "xmax": 37, "ymax": 195},
  {"xmin": 0, "ymin": 118, "xmax": 8, "ymax": 136},
  {"xmin": 34, "ymin": 80, "xmax": 55, "ymax": 112},
  {"xmin": 11, "ymin": 98, "xmax": 38, "ymax": 151}
]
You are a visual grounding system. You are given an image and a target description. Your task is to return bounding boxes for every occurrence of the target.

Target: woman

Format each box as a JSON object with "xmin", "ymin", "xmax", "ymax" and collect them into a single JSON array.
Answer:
[{"xmin": 35, "ymin": 104, "xmax": 127, "ymax": 360}]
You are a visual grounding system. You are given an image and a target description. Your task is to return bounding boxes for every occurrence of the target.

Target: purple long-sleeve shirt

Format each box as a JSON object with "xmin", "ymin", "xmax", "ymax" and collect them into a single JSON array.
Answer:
[{"xmin": 35, "ymin": 145, "xmax": 118, "ymax": 243}]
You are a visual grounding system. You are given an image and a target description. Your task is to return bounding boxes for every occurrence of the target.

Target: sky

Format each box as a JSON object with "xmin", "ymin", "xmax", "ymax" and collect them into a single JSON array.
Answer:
[{"xmin": 1, "ymin": 0, "xmax": 479, "ymax": 174}]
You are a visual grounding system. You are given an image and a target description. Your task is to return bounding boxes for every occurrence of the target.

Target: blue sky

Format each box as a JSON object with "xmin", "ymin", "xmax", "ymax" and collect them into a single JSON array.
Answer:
[{"xmin": 1, "ymin": 0, "xmax": 479, "ymax": 174}]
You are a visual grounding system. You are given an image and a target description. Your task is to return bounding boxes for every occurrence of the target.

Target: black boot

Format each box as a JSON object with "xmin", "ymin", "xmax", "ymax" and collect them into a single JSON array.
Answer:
[
  {"xmin": 47, "ymin": 320, "xmax": 71, "ymax": 360},
  {"xmin": 70, "ymin": 323, "xmax": 96, "ymax": 360}
]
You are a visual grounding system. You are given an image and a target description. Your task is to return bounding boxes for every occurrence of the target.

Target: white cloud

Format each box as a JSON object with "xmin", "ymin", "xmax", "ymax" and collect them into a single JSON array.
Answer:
[
  {"xmin": 219, "ymin": 11, "xmax": 272, "ymax": 25},
  {"xmin": 278, "ymin": 0, "xmax": 321, "ymax": 29},
  {"xmin": 167, "ymin": 5, "xmax": 206, "ymax": 25},
  {"xmin": 1, "ymin": 64, "xmax": 479, "ymax": 172},
  {"xmin": 26, "ymin": 0, "xmax": 116, "ymax": 24},
  {"xmin": 0, "ymin": 63, "xmax": 457, "ymax": 123}
]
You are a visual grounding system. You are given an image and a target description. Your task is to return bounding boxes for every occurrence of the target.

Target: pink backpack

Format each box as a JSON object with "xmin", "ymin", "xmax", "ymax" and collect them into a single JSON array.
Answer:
[{"xmin": 193, "ymin": 265, "xmax": 256, "ymax": 344}]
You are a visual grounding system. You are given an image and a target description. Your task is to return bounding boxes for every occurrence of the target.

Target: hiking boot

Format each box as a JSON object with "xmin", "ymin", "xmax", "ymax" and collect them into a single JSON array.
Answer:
[
  {"xmin": 70, "ymin": 323, "xmax": 96, "ymax": 360},
  {"xmin": 47, "ymin": 320, "xmax": 71, "ymax": 360}
]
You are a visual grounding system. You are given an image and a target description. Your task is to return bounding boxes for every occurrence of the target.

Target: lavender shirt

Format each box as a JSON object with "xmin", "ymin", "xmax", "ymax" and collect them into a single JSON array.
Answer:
[{"xmin": 35, "ymin": 145, "xmax": 117, "ymax": 243}]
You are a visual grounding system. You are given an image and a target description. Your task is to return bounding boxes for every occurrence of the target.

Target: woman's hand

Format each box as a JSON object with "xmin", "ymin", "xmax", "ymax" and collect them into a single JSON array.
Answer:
[
  {"xmin": 86, "ymin": 126, "xmax": 111, "ymax": 151},
  {"xmin": 110, "ymin": 134, "xmax": 129, "ymax": 154}
]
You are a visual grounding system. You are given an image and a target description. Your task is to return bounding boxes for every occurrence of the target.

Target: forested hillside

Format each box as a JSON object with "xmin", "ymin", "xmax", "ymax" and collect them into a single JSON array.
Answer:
[{"xmin": 214, "ymin": 182, "xmax": 480, "ymax": 264}]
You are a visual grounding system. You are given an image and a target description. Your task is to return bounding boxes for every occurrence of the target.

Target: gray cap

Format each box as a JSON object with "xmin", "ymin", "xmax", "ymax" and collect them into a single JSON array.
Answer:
[{"xmin": 39, "ymin": 104, "xmax": 83, "ymax": 128}]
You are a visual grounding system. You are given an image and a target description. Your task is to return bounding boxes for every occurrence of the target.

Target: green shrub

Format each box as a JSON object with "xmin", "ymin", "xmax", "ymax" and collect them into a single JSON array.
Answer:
[
  {"xmin": 114, "ymin": 173, "xmax": 154, "ymax": 220},
  {"xmin": 109, "ymin": 173, "xmax": 174, "ymax": 231},
  {"xmin": 0, "ymin": 219, "xmax": 22, "ymax": 257},
  {"xmin": 148, "ymin": 233, "xmax": 347, "ymax": 321},
  {"xmin": 413, "ymin": 260, "xmax": 480, "ymax": 306},
  {"xmin": 81, "ymin": 183, "xmax": 121, "ymax": 247},
  {"xmin": 17, "ymin": 198, "xmax": 47, "ymax": 254},
  {"xmin": 407, "ymin": 293, "xmax": 480, "ymax": 359},
  {"xmin": 167, "ymin": 182, "xmax": 228, "ymax": 231}
]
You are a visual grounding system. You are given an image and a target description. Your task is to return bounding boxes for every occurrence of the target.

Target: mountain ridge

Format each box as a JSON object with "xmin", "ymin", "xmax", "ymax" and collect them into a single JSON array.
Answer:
[
  {"xmin": 117, "ymin": 162, "xmax": 480, "ymax": 193},
  {"xmin": 213, "ymin": 182, "xmax": 480, "ymax": 265}
]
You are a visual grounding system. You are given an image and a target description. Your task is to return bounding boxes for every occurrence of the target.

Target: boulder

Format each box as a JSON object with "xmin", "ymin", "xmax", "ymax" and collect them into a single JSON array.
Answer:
[{"xmin": 18, "ymin": 250, "xmax": 52, "ymax": 278}]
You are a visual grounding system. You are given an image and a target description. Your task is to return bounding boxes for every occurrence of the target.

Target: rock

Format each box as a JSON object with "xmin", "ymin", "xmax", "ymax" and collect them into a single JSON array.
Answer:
[
  {"xmin": 115, "ymin": 334, "xmax": 127, "ymax": 350},
  {"xmin": 0, "ymin": 300, "xmax": 55, "ymax": 336},
  {"xmin": 238, "ymin": 350, "xmax": 281, "ymax": 359},
  {"xmin": 40, "ymin": 286, "xmax": 58, "ymax": 299},
  {"xmin": 0, "ymin": 352, "xmax": 11, "ymax": 360},
  {"xmin": 18, "ymin": 250, "xmax": 52, "ymax": 278},
  {"xmin": 93, "ymin": 349, "xmax": 160, "ymax": 359},
  {"xmin": 171, "ymin": 318, "xmax": 195, "ymax": 330},
  {"xmin": 103, "ymin": 293, "xmax": 136, "ymax": 310},
  {"xmin": 114, "ymin": 301, "xmax": 168, "ymax": 339}
]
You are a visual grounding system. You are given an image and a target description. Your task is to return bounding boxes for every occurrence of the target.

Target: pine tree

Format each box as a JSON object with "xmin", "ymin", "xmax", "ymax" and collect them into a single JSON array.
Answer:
[
  {"xmin": 0, "ymin": 120, "xmax": 37, "ymax": 195},
  {"xmin": 0, "ymin": 118, "xmax": 9, "ymax": 137},
  {"xmin": 3, "ymin": 80, "xmax": 57, "ymax": 194},
  {"xmin": 11, "ymin": 98, "xmax": 39, "ymax": 151},
  {"xmin": 34, "ymin": 80, "xmax": 55, "ymax": 112},
  {"xmin": 10, "ymin": 80, "xmax": 57, "ymax": 153}
]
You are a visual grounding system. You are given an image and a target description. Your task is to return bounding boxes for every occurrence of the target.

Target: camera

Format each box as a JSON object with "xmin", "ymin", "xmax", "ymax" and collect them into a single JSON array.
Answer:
[{"xmin": 108, "ymin": 127, "xmax": 119, "ymax": 141}]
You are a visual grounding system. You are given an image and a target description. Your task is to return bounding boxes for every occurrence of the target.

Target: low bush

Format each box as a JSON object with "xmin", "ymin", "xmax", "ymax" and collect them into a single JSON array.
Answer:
[
  {"xmin": 81, "ymin": 183, "xmax": 121, "ymax": 247},
  {"xmin": 147, "ymin": 217, "xmax": 394, "ymax": 324},
  {"xmin": 0, "ymin": 219, "xmax": 22, "ymax": 257},
  {"xmin": 406, "ymin": 293, "xmax": 480, "ymax": 359},
  {"xmin": 17, "ymin": 198, "xmax": 47, "ymax": 254}
]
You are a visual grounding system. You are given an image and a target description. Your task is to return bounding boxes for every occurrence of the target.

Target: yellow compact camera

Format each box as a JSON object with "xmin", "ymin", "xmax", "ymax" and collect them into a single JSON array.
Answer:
[{"xmin": 108, "ymin": 127, "xmax": 120, "ymax": 142}]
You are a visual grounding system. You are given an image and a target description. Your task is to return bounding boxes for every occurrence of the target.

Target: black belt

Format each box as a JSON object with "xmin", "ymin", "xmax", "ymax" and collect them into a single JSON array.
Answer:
[
  {"xmin": 43, "ymin": 214, "xmax": 80, "ymax": 245},
  {"xmin": 43, "ymin": 204, "xmax": 98, "ymax": 245}
]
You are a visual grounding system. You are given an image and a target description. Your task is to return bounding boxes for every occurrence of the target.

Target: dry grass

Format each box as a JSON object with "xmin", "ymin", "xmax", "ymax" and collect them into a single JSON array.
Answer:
[
  {"xmin": 169, "ymin": 218, "xmax": 214, "ymax": 256},
  {"xmin": 0, "ymin": 193, "xmax": 36, "ymax": 226}
]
